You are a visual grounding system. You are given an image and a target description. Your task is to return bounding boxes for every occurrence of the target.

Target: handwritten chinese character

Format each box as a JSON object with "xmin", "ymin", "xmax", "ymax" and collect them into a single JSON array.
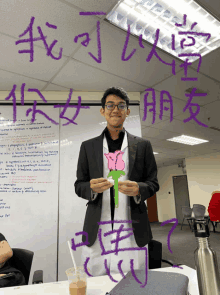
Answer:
[
  {"xmin": 15, "ymin": 17, "xmax": 63, "ymax": 62},
  {"xmin": 121, "ymin": 24, "xmax": 137, "ymax": 61},
  {"xmin": 54, "ymin": 89, "xmax": 90, "ymax": 126},
  {"xmin": 72, "ymin": 220, "xmax": 148, "ymax": 288},
  {"xmin": 161, "ymin": 218, "xmax": 183, "ymax": 269},
  {"xmin": 183, "ymin": 88, "xmax": 208, "ymax": 127},
  {"xmin": 142, "ymin": 88, "xmax": 173, "ymax": 124},
  {"xmin": 74, "ymin": 12, "xmax": 105, "ymax": 63},
  {"xmin": 146, "ymin": 29, "xmax": 176, "ymax": 75},
  {"xmin": 26, "ymin": 100, "xmax": 59, "ymax": 125},
  {"xmin": 5, "ymin": 84, "xmax": 17, "ymax": 123},
  {"xmin": 175, "ymin": 14, "xmax": 211, "ymax": 81}
]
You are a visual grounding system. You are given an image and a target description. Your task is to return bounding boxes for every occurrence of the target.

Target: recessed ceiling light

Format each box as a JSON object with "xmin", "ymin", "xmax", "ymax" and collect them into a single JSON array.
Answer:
[
  {"xmin": 106, "ymin": 0, "xmax": 220, "ymax": 62},
  {"xmin": 167, "ymin": 134, "xmax": 209, "ymax": 145}
]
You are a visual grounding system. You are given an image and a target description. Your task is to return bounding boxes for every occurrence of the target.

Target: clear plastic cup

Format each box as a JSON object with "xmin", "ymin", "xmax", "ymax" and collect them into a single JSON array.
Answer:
[{"xmin": 65, "ymin": 267, "xmax": 87, "ymax": 295}]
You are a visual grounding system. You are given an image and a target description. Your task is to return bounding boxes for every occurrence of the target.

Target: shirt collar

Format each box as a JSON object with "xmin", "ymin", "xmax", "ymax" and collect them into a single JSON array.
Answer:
[
  {"xmin": 104, "ymin": 126, "xmax": 125, "ymax": 141},
  {"xmin": 103, "ymin": 127, "xmax": 128, "ymax": 151}
]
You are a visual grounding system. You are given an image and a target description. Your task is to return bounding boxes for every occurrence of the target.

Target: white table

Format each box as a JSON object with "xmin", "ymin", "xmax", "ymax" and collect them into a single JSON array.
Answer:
[{"xmin": 0, "ymin": 265, "xmax": 199, "ymax": 295}]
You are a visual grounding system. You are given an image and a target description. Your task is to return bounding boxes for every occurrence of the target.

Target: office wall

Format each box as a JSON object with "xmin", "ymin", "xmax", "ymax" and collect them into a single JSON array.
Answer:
[
  {"xmin": 186, "ymin": 152, "xmax": 220, "ymax": 215},
  {"xmin": 156, "ymin": 152, "xmax": 220, "ymax": 222}
]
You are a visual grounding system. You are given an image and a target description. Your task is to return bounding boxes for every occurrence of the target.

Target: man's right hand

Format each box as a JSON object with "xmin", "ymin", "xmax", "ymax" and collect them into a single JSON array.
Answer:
[{"xmin": 90, "ymin": 178, "xmax": 113, "ymax": 194}]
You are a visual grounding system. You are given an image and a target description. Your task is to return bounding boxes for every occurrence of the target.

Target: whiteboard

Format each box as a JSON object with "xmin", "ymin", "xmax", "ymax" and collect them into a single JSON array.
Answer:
[
  {"xmin": 58, "ymin": 104, "xmax": 142, "ymax": 281},
  {"xmin": 0, "ymin": 106, "xmax": 59, "ymax": 283}
]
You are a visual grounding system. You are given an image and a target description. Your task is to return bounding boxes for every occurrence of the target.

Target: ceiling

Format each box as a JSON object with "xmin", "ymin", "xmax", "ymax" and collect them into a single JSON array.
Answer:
[{"xmin": 0, "ymin": 0, "xmax": 220, "ymax": 168}]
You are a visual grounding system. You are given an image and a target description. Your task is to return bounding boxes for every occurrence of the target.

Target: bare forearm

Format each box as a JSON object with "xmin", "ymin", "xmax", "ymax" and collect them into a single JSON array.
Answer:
[{"xmin": 0, "ymin": 241, "xmax": 13, "ymax": 264}]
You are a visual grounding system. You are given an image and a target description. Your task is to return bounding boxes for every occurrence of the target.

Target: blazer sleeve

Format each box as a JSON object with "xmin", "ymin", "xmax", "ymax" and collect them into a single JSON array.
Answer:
[
  {"xmin": 74, "ymin": 142, "xmax": 98, "ymax": 202},
  {"xmin": 136, "ymin": 140, "xmax": 159, "ymax": 205}
]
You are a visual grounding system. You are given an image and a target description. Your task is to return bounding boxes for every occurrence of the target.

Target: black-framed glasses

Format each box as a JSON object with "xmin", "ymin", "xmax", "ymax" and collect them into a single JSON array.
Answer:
[{"xmin": 105, "ymin": 103, "xmax": 127, "ymax": 111}]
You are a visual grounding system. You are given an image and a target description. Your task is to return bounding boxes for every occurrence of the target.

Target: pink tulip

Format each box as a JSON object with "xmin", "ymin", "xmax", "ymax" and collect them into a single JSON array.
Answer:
[{"xmin": 104, "ymin": 150, "xmax": 125, "ymax": 171}]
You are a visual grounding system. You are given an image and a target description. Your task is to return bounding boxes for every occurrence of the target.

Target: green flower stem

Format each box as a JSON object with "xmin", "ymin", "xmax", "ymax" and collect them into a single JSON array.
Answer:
[{"xmin": 107, "ymin": 170, "xmax": 126, "ymax": 208}]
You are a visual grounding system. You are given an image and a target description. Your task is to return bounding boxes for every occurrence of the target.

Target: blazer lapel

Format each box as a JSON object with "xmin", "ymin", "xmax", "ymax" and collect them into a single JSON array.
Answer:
[
  {"xmin": 92, "ymin": 129, "xmax": 138, "ymax": 179},
  {"xmin": 93, "ymin": 131, "xmax": 104, "ymax": 178},
  {"xmin": 127, "ymin": 131, "xmax": 138, "ymax": 180}
]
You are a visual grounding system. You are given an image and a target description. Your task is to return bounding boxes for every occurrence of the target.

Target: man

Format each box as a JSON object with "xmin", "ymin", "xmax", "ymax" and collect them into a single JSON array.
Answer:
[
  {"xmin": 0, "ymin": 233, "xmax": 25, "ymax": 287},
  {"xmin": 74, "ymin": 87, "xmax": 159, "ymax": 276}
]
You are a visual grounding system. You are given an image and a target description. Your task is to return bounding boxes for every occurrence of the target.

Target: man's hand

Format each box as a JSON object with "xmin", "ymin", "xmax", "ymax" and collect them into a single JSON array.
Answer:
[
  {"xmin": 118, "ymin": 180, "xmax": 139, "ymax": 196},
  {"xmin": 90, "ymin": 178, "xmax": 113, "ymax": 194}
]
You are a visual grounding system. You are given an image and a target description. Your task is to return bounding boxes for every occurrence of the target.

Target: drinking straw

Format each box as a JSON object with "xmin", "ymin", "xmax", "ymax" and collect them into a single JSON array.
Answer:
[{"xmin": 67, "ymin": 241, "xmax": 80, "ymax": 279}]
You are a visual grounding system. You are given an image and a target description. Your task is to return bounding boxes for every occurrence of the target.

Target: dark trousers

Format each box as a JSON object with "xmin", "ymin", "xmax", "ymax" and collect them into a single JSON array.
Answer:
[{"xmin": 0, "ymin": 271, "xmax": 26, "ymax": 288}]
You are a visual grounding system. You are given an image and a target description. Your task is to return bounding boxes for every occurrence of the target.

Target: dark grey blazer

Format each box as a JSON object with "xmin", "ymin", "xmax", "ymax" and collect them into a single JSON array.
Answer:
[{"xmin": 74, "ymin": 129, "xmax": 159, "ymax": 248}]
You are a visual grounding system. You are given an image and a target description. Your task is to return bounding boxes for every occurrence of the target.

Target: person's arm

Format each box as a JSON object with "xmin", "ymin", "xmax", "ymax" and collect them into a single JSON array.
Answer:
[
  {"xmin": 136, "ymin": 141, "xmax": 159, "ymax": 205},
  {"xmin": 0, "ymin": 235, "xmax": 13, "ymax": 265}
]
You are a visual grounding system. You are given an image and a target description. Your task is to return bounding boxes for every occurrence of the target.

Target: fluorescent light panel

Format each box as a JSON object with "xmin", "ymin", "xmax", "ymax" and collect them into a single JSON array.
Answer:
[
  {"xmin": 106, "ymin": 0, "xmax": 220, "ymax": 62},
  {"xmin": 167, "ymin": 135, "xmax": 209, "ymax": 145}
]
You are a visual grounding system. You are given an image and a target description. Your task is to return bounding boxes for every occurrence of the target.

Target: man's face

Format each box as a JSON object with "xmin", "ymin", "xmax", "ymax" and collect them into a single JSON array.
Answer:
[{"xmin": 100, "ymin": 94, "xmax": 130, "ymax": 129}]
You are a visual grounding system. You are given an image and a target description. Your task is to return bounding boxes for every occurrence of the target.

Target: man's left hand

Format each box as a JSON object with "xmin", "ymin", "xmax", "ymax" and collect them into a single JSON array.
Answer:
[{"xmin": 118, "ymin": 180, "xmax": 139, "ymax": 196}]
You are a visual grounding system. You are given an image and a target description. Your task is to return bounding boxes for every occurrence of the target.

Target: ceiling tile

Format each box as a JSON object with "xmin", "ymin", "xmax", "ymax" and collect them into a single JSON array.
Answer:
[
  {"xmin": 52, "ymin": 58, "xmax": 145, "ymax": 91},
  {"xmin": 43, "ymin": 83, "xmax": 70, "ymax": 91},
  {"xmin": 140, "ymin": 112, "xmax": 171, "ymax": 128},
  {"xmin": 175, "ymin": 144, "xmax": 215, "ymax": 156},
  {"xmin": 150, "ymin": 145, "xmax": 186, "ymax": 156},
  {"xmin": 171, "ymin": 105, "xmax": 212, "ymax": 129},
  {"xmin": 141, "ymin": 127, "xmax": 180, "ymax": 141},
  {"xmin": 191, "ymin": 48, "xmax": 220, "ymax": 83},
  {"xmin": 154, "ymin": 68, "xmax": 220, "ymax": 105},
  {"xmin": 200, "ymin": 100, "xmax": 220, "ymax": 129},
  {"xmin": 1, "ymin": 0, "xmax": 116, "ymax": 73},
  {"xmin": 152, "ymin": 117, "xmax": 220, "ymax": 142},
  {"xmin": 0, "ymin": 35, "xmax": 68, "ymax": 82},
  {"xmin": 149, "ymin": 118, "xmax": 193, "ymax": 133},
  {"xmin": 0, "ymin": 70, "xmax": 47, "ymax": 92},
  {"xmin": 63, "ymin": 0, "xmax": 118, "ymax": 14},
  {"xmin": 140, "ymin": 136, "xmax": 164, "ymax": 146},
  {"xmin": 153, "ymin": 139, "xmax": 188, "ymax": 150},
  {"xmin": 0, "ymin": 0, "xmax": 98, "ymax": 57},
  {"xmin": 178, "ymin": 141, "xmax": 220, "ymax": 154}
]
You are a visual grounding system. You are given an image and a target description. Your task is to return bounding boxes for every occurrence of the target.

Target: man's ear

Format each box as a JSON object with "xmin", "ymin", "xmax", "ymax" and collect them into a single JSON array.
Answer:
[{"xmin": 100, "ymin": 107, "xmax": 105, "ymax": 117}]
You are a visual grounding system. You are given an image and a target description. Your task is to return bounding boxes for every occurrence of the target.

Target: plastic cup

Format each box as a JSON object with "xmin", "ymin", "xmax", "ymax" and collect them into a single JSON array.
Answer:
[{"xmin": 65, "ymin": 267, "xmax": 87, "ymax": 295}]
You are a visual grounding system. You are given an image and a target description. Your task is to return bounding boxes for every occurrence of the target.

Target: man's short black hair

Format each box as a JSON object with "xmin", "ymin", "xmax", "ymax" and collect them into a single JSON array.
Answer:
[{"xmin": 101, "ymin": 87, "xmax": 130, "ymax": 109}]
